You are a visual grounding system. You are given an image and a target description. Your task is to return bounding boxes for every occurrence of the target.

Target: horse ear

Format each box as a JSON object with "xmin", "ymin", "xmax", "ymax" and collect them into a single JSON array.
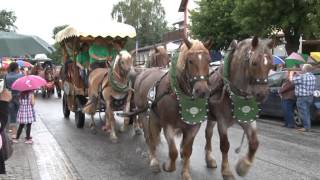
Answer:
[
  {"xmin": 204, "ymin": 38, "xmax": 213, "ymax": 50},
  {"xmin": 252, "ymin": 36, "xmax": 259, "ymax": 49},
  {"xmin": 154, "ymin": 45, "xmax": 159, "ymax": 53},
  {"xmin": 183, "ymin": 37, "xmax": 192, "ymax": 49},
  {"xmin": 229, "ymin": 40, "xmax": 238, "ymax": 50},
  {"xmin": 266, "ymin": 39, "xmax": 276, "ymax": 49}
]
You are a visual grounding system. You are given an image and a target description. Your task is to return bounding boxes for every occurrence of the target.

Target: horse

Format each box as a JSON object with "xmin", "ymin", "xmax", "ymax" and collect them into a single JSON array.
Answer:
[
  {"xmin": 133, "ymin": 38, "xmax": 212, "ymax": 180},
  {"xmin": 40, "ymin": 66, "xmax": 55, "ymax": 98},
  {"xmin": 204, "ymin": 37, "xmax": 274, "ymax": 180},
  {"xmin": 53, "ymin": 65, "xmax": 62, "ymax": 98},
  {"xmin": 147, "ymin": 46, "xmax": 170, "ymax": 68},
  {"xmin": 82, "ymin": 50, "xmax": 136, "ymax": 142}
]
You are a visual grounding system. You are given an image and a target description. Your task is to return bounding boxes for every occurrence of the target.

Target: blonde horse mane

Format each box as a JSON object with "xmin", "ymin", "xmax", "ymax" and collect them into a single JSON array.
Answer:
[{"xmin": 176, "ymin": 40, "xmax": 209, "ymax": 73}]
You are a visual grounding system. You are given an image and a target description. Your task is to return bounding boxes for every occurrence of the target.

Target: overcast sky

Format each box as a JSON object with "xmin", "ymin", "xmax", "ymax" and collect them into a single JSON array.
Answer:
[{"xmin": 1, "ymin": 0, "xmax": 197, "ymax": 44}]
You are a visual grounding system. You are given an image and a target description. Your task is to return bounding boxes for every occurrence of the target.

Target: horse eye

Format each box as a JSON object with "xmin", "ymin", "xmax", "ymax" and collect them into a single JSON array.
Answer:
[{"xmin": 188, "ymin": 59, "xmax": 193, "ymax": 65}]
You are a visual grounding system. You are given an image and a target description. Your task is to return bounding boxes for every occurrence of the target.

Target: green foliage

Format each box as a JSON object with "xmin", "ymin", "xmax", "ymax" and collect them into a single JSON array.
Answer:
[
  {"xmin": 0, "ymin": 9, "xmax": 17, "ymax": 32},
  {"xmin": 47, "ymin": 25, "xmax": 68, "ymax": 64},
  {"xmin": 112, "ymin": 0, "xmax": 168, "ymax": 49},
  {"xmin": 190, "ymin": 0, "xmax": 247, "ymax": 50},
  {"xmin": 190, "ymin": 0, "xmax": 320, "ymax": 53}
]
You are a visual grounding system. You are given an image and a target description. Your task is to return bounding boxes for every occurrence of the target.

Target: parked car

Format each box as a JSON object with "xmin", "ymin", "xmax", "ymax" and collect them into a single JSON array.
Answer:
[{"xmin": 260, "ymin": 70, "xmax": 320, "ymax": 126}]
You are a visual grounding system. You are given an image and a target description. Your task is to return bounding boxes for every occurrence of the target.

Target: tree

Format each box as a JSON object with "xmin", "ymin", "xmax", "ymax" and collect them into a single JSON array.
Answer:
[
  {"xmin": 47, "ymin": 25, "xmax": 68, "ymax": 64},
  {"xmin": 111, "ymin": 0, "xmax": 168, "ymax": 49},
  {"xmin": 233, "ymin": 0, "xmax": 320, "ymax": 54},
  {"xmin": 0, "ymin": 9, "xmax": 17, "ymax": 32},
  {"xmin": 190, "ymin": 0, "xmax": 247, "ymax": 50},
  {"xmin": 190, "ymin": 0, "xmax": 320, "ymax": 54}
]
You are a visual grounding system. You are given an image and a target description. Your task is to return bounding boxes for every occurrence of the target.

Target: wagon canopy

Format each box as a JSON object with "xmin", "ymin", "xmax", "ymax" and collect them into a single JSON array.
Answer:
[{"xmin": 55, "ymin": 21, "xmax": 136, "ymax": 42}]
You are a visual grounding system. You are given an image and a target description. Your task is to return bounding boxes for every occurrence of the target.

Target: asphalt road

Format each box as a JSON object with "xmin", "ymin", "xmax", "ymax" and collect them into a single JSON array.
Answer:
[{"xmin": 35, "ymin": 95, "xmax": 320, "ymax": 180}]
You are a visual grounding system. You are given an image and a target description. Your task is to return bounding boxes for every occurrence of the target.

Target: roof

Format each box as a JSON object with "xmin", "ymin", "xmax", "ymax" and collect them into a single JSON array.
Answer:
[
  {"xmin": 178, "ymin": 0, "xmax": 188, "ymax": 12},
  {"xmin": 55, "ymin": 21, "xmax": 136, "ymax": 42}
]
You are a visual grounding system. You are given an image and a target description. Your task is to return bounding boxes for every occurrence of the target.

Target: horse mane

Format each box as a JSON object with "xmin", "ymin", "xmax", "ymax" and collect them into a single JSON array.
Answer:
[
  {"xmin": 176, "ymin": 40, "xmax": 209, "ymax": 73},
  {"xmin": 113, "ymin": 50, "xmax": 131, "ymax": 69}
]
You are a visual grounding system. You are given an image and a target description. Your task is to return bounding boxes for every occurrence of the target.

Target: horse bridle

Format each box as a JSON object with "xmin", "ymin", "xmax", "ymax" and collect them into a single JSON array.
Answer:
[
  {"xmin": 242, "ymin": 49, "xmax": 269, "ymax": 85},
  {"xmin": 185, "ymin": 51, "xmax": 210, "ymax": 87}
]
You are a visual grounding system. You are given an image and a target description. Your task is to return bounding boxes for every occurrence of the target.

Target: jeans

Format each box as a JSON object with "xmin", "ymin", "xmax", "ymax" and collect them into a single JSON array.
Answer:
[
  {"xmin": 8, "ymin": 96, "xmax": 19, "ymax": 123},
  {"xmin": 281, "ymin": 99, "xmax": 295, "ymax": 127},
  {"xmin": 296, "ymin": 96, "xmax": 313, "ymax": 129}
]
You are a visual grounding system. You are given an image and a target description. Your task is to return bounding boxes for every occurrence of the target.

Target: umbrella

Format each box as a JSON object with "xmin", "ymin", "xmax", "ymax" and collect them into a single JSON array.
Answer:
[
  {"xmin": 272, "ymin": 55, "xmax": 285, "ymax": 65},
  {"xmin": 11, "ymin": 75, "xmax": 47, "ymax": 91},
  {"xmin": 310, "ymin": 52, "xmax": 320, "ymax": 62},
  {"xmin": 16, "ymin": 60, "xmax": 33, "ymax": 67},
  {"xmin": 0, "ymin": 31, "xmax": 55, "ymax": 57},
  {"xmin": 285, "ymin": 52, "xmax": 306, "ymax": 68}
]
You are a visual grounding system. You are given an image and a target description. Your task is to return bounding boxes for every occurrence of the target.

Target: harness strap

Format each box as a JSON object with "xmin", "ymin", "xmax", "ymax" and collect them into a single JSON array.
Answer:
[{"xmin": 117, "ymin": 71, "xmax": 170, "ymax": 117}]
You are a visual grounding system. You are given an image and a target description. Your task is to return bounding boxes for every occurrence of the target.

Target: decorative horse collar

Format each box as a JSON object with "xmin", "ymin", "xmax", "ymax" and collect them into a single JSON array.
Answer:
[
  {"xmin": 108, "ymin": 54, "xmax": 131, "ymax": 93},
  {"xmin": 169, "ymin": 53, "xmax": 208, "ymax": 125},
  {"xmin": 222, "ymin": 48, "xmax": 259, "ymax": 124}
]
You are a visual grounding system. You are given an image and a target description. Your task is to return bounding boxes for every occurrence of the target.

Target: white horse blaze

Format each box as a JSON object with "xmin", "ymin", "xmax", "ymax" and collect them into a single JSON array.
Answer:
[
  {"xmin": 198, "ymin": 54, "xmax": 202, "ymax": 61},
  {"xmin": 264, "ymin": 55, "xmax": 268, "ymax": 66}
]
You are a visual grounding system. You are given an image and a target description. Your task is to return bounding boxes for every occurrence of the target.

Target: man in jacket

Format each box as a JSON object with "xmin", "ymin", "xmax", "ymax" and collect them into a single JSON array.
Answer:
[
  {"xmin": 0, "ymin": 88, "xmax": 12, "ymax": 174},
  {"xmin": 4, "ymin": 62, "xmax": 24, "ymax": 136},
  {"xmin": 279, "ymin": 71, "xmax": 296, "ymax": 128}
]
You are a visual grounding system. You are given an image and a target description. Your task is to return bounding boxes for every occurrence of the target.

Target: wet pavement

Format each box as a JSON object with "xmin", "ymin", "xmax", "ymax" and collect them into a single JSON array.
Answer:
[
  {"xmin": 1, "ymin": 113, "xmax": 81, "ymax": 180},
  {"xmin": 2, "ymin": 95, "xmax": 320, "ymax": 180}
]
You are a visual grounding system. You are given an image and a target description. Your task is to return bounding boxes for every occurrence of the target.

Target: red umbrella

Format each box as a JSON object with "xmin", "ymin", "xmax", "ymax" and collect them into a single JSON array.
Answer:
[{"xmin": 11, "ymin": 75, "xmax": 47, "ymax": 91}]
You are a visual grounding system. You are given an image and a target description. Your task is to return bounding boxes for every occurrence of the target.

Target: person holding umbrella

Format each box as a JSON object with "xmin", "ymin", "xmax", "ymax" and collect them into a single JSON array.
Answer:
[
  {"xmin": 4, "ymin": 62, "xmax": 24, "ymax": 136},
  {"xmin": 10, "ymin": 75, "xmax": 46, "ymax": 144}
]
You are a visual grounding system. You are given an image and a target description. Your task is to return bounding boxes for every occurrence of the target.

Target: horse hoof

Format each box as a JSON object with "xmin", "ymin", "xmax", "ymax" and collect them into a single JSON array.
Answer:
[
  {"xmin": 236, "ymin": 158, "xmax": 252, "ymax": 177},
  {"xmin": 206, "ymin": 158, "xmax": 217, "ymax": 168},
  {"xmin": 119, "ymin": 125, "xmax": 128, "ymax": 133},
  {"xmin": 110, "ymin": 134, "xmax": 118, "ymax": 143},
  {"xmin": 150, "ymin": 159, "xmax": 161, "ymax": 173},
  {"xmin": 162, "ymin": 162, "xmax": 175, "ymax": 172},
  {"xmin": 91, "ymin": 128, "xmax": 97, "ymax": 135},
  {"xmin": 222, "ymin": 174, "xmax": 236, "ymax": 180},
  {"xmin": 182, "ymin": 171, "xmax": 192, "ymax": 180}
]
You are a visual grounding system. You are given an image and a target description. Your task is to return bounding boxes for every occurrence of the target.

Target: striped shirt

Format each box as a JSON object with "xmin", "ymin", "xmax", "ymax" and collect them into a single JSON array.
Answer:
[{"xmin": 293, "ymin": 72, "xmax": 316, "ymax": 97}]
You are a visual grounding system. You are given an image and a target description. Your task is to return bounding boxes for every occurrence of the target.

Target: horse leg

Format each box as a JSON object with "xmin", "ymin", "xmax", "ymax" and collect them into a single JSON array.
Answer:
[
  {"xmin": 133, "ymin": 115, "xmax": 142, "ymax": 135},
  {"xmin": 106, "ymin": 100, "xmax": 118, "ymax": 143},
  {"xmin": 90, "ymin": 114, "xmax": 97, "ymax": 134},
  {"xmin": 120, "ymin": 91, "xmax": 132, "ymax": 132},
  {"xmin": 205, "ymin": 118, "xmax": 217, "ymax": 168},
  {"xmin": 217, "ymin": 120, "xmax": 235, "ymax": 180},
  {"xmin": 180, "ymin": 126, "xmax": 200, "ymax": 180},
  {"xmin": 141, "ymin": 112, "xmax": 161, "ymax": 173},
  {"xmin": 236, "ymin": 122, "xmax": 259, "ymax": 177},
  {"xmin": 162, "ymin": 125, "xmax": 178, "ymax": 172}
]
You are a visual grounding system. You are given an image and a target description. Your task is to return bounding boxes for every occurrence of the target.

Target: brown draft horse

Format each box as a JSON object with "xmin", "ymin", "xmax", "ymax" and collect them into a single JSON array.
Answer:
[
  {"xmin": 205, "ymin": 37, "xmax": 273, "ymax": 180},
  {"xmin": 148, "ymin": 46, "xmax": 170, "ymax": 68},
  {"xmin": 83, "ymin": 50, "xmax": 136, "ymax": 142},
  {"xmin": 134, "ymin": 38, "xmax": 212, "ymax": 180}
]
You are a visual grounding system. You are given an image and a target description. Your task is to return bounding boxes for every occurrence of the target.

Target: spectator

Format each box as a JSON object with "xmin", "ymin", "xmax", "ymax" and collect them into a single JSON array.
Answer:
[
  {"xmin": 0, "ymin": 88, "xmax": 12, "ymax": 174},
  {"xmin": 292, "ymin": 64, "xmax": 316, "ymax": 132},
  {"xmin": 279, "ymin": 71, "xmax": 296, "ymax": 128},
  {"xmin": 4, "ymin": 62, "xmax": 24, "ymax": 137},
  {"xmin": 12, "ymin": 90, "xmax": 36, "ymax": 144}
]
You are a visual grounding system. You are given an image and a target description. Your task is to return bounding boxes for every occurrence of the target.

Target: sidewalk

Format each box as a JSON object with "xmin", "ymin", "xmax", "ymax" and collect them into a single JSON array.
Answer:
[{"xmin": 0, "ymin": 115, "xmax": 82, "ymax": 180}]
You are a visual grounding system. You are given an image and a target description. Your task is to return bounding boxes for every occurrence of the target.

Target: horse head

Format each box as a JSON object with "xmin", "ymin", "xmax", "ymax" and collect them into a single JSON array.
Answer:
[
  {"xmin": 150, "ymin": 46, "xmax": 170, "ymax": 68},
  {"xmin": 45, "ymin": 67, "xmax": 54, "ymax": 82},
  {"xmin": 176, "ymin": 38, "xmax": 213, "ymax": 98},
  {"xmin": 114, "ymin": 50, "xmax": 135, "ymax": 79},
  {"xmin": 229, "ymin": 36, "xmax": 274, "ymax": 102}
]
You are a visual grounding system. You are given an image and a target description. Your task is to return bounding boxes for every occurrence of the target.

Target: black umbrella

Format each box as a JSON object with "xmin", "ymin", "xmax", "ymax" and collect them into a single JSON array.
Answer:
[{"xmin": 0, "ymin": 31, "xmax": 55, "ymax": 57}]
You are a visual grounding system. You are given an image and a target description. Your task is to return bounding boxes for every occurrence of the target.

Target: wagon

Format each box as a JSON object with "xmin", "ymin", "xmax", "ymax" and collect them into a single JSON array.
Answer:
[{"xmin": 55, "ymin": 21, "xmax": 136, "ymax": 128}]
